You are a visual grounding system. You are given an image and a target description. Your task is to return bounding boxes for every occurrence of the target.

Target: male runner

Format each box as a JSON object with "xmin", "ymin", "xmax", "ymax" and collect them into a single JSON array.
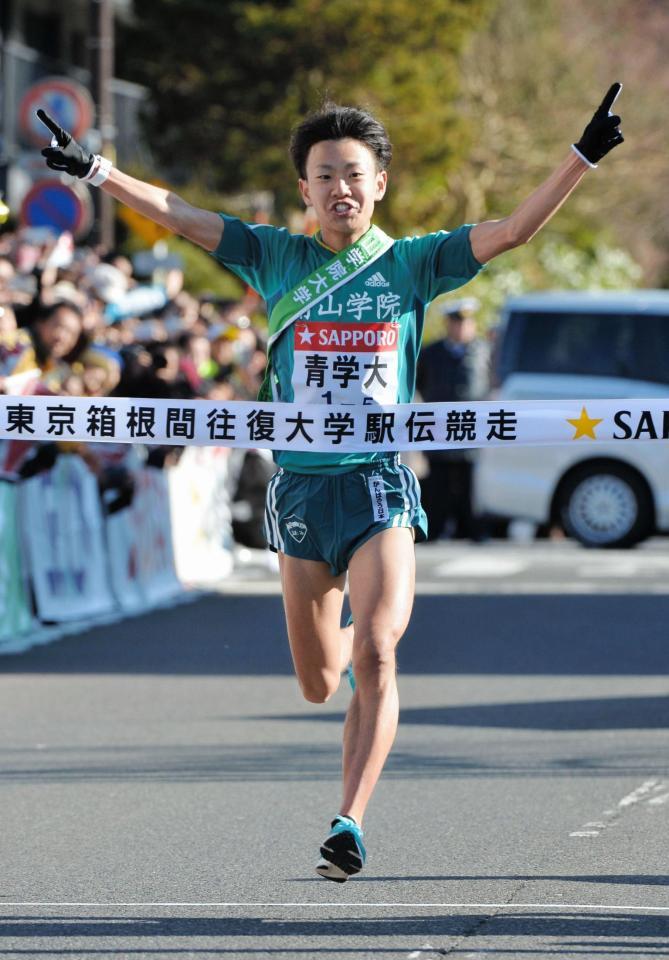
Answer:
[{"xmin": 38, "ymin": 84, "xmax": 623, "ymax": 881}]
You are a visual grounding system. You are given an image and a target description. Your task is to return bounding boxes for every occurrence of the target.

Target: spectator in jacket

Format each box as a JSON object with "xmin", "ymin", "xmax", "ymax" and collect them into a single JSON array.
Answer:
[{"xmin": 416, "ymin": 298, "xmax": 491, "ymax": 540}]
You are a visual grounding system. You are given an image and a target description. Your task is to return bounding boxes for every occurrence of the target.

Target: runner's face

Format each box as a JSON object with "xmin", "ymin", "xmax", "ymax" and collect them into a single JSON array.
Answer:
[{"xmin": 299, "ymin": 138, "xmax": 387, "ymax": 250}]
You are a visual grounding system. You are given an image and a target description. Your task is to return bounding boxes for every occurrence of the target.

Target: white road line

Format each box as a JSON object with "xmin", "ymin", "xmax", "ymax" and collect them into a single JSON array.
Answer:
[
  {"xmin": 570, "ymin": 778, "xmax": 668, "ymax": 839},
  {"xmin": 214, "ymin": 580, "xmax": 669, "ymax": 595},
  {"xmin": 577, "ymin": 562, "xmax": 642, "ymax": 577},
  {"xmin": 416, "ymin": 582, "xmax": 669, "ymax": 595},
  {"xmin": 407, "ymin": 944, "xmax": 435, "ymax": 958},
  {"xmin": 2, "ymin": 901, "xmax": 669, "ymax": 911},
  {"xmin": 619, "ymin": 779, "xmax": 662, "ymax": 807},
  {"xmin": 435, "ymin": 558, "xmax": 526, "ymax": 577}
]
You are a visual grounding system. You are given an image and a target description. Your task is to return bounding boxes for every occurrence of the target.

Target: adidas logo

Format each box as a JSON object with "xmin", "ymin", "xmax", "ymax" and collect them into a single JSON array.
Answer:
[{"xmin": 365, "ymin": 272, "xmax": 390, "ymax": 287}]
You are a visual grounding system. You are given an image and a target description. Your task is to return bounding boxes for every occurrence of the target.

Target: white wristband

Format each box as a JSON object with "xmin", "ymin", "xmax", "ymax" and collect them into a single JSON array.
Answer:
[
  {"xmin": 84, "ymin": 155, "xmax": 113, "ymax": 186},
  {"xmin": 571, "ymin": 144, "xmax": 597, "ymax": 169}
]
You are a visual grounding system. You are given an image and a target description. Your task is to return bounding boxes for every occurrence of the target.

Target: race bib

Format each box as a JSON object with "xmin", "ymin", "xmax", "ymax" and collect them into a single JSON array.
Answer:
[{"xmin": 292, "ymin": 321, "xmax": 399, "ymax": 406}]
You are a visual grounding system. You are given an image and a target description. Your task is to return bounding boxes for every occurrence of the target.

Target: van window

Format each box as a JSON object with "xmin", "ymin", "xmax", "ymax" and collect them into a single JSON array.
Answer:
[{"xmin": 499, "ymin": 311, "xmax": 669, "ymax": 385}]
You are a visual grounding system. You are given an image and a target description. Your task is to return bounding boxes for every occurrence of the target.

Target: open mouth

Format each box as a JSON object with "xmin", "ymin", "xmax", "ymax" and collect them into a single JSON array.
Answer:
[{"xmin": 332, "ymin": 203, "xmax": 356, "ymax": 216}]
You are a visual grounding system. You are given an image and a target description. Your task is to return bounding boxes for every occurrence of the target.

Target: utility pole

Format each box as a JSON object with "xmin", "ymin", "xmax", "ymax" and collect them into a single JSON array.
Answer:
[{"xmin": 88, "ymin": 0, "xmax": 115, "ymax": 249}]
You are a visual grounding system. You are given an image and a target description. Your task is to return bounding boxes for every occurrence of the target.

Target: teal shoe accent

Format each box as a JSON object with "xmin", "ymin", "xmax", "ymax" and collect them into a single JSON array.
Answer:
[
  {"xmin": 343, "ymin": 613, "xmax": 355, "ymax": 690},
  {"xmin": 315, "ymin": 815, "xmax": 366, "ymax": 881},
  {"xmin": 330, "ymin": 815, "xmax": 366, "ymax": 863}
]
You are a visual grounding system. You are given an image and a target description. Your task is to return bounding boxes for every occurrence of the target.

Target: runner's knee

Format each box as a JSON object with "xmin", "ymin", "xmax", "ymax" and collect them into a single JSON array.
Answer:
[
  {"xmin": 353, "ymin": 629, "xmax": 399, "ymax": 682},
  {"xmin": 298, "ymin": 668, "xmax": 340, "ymax": 704}
]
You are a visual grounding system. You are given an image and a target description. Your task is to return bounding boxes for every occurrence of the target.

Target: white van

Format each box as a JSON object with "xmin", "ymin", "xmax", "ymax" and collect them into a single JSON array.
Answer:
[{"xmin": 473, "ymin": 291, "xmax": 669, "ymax": 547}]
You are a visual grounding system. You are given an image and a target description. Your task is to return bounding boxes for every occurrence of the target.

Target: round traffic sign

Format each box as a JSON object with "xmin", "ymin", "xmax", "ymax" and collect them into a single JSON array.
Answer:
[
  {"xmin": 20, "ymin": 179, "xmax": 93, "ymax": 239},
  {"xmin": 20, "ymin": 77, "xmax": 94, "ymax": 147}
]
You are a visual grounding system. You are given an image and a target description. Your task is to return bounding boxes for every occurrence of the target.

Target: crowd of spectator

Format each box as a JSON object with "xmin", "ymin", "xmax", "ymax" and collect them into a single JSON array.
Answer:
[
  {"xmin": 0, "ymin": 226, "xmax": 267, "ymax": 404},
  {"xmin": 0, "ymin": 225, "xmax": 273, "ymax": 546}
]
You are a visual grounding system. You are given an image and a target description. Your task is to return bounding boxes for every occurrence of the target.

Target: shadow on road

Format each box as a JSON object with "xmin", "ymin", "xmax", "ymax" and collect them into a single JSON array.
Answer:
[
  {"xmin": 346, "ymin": 874, "xmax": 669, "ymax": 886},
  {"xmin": 0, "ymin": 739, "xmax": 663, "ymax": 784},
  {"xmin": 0, "ymin": 910, "xmax": 667, "ymax": 952},
  {"xmin": 259, "ymin": 694, "xmax": 669, "ymax": 731},
  {"xmin": 3, "ymin": 595, "xmax": 669, "ymax": 677}
]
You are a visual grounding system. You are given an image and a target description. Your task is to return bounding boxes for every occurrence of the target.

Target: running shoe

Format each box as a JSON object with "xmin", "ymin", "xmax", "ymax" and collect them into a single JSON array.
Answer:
[{"xmin": 315, "ymin": 815, "xmax": 366, "ymax": 882}]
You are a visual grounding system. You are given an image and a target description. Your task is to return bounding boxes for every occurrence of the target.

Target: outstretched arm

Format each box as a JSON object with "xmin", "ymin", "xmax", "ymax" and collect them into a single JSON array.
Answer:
[
  {"xmin": 37, "ymin": 110, "xmax": 223, "ymax": 252},
  {"xmin": 469, "ymin": 83, "xmax": 624, "ymax": 264},
  {"xmin": 101, "ymin": 168, "xmax": 223, "ymax": 251}
]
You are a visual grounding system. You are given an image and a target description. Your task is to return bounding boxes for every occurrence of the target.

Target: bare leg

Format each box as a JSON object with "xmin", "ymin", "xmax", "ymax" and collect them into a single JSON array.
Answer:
[
  {"xmin": 278, "ymin": 553, "xmax": 352, "ymax": 702},
  {"xmin": 340, "ymin": 527, "xmax": 415, "ymax": 825}
]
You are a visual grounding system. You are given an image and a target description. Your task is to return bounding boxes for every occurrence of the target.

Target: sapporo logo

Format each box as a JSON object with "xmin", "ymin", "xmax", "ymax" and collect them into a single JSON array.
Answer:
[{"xmin": 286, "ymin": 515, "xmax": 308, "ymax": 543}]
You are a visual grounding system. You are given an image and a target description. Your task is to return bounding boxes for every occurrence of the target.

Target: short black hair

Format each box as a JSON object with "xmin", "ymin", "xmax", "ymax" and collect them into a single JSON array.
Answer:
[
  {"xmin": 289, "ymin": 103, "xmax": 392, "ymax": 179},
  {"xmin": 35, "ymin": 300, "xmax": 84, "ymax": 324}
]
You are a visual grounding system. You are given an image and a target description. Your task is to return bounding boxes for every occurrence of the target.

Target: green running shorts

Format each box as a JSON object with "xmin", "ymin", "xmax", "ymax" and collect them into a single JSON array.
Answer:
[{"xmin": 264, "ymin": 455, "xmax": 428, "ymax": 575}]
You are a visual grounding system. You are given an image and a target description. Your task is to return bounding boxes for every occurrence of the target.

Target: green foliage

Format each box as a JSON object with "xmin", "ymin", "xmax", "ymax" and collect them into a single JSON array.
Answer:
[
  {"xmin": 119, "ymin": 0, "xmax": 493, "ymax": 231},
  {"xmin": 117, "ymin": 0, "xmax": 662, "ymax": 304},
  {"xmin": 451, "ymin": 0, "xmax": 669, "ymax": 285},
  {"xmin": 424, "ymin": 234, "xmax": 643, "ymax": 342}
]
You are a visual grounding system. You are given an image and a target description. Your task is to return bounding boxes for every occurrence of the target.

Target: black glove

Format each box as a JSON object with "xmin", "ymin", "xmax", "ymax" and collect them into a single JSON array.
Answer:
[
  {"xmin": 37, "ymin": 109, "xmax": 96, "ymax": 178},
  {"xmin": 572, "ymin": 83, "xmax": 624, "ymax": 166}
]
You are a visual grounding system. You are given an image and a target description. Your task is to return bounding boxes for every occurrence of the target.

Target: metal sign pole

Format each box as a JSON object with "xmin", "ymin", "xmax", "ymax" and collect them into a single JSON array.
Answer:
[{"xmin": 88, "ymin": 0, "xmax": 115, "ymax": 249}]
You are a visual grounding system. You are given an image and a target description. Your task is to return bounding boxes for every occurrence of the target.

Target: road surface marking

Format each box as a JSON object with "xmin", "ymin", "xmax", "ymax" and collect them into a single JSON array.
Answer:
[
  {"xmin": 2, "ymin": 901, "xmax": 669, "ymax": 911},
  {"xmin": 618, "ymin": 779, "xmax": 662, "ymax": 807},
  {"xmin": 407, "ymin": 943, "xmax": 438, "ymax": 958},
  {"xmin": 435, "ymin": 558, "xmax": 526, "ymax": 577},
  {"xmin": 570, "ymin": 779, "xmax": 667, "ymax": 838}
]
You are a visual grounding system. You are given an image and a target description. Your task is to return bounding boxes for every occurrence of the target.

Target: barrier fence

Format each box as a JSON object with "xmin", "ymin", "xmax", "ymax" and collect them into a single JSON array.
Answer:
[
  {"xmin": 2, "ymin": 394, "xmax": 667, "ymax": 654},
  {"xmin": 0, "ymin": 447, "xmax": 234, "ymax": 655}
]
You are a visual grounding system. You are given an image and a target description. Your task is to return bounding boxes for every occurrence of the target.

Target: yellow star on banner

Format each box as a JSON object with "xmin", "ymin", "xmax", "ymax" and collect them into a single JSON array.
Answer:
[{"xmin": 567, "ymin": 406, "xmax": 603, "ymax": 440}]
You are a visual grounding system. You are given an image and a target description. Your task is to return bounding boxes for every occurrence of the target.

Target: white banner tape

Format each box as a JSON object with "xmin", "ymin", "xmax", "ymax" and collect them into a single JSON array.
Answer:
[{"xmin": 0, "ymin": 395, "xmax": 667, "ymax": 452}]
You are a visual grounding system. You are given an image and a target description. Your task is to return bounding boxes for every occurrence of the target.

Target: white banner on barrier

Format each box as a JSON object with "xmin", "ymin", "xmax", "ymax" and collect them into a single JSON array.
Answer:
[
  {"xmin": 106, "ymin": 508, "xmax": 147, "ymax": 613},
  {"xmin": 168, "ymin": 446, "xmax": 234, "ymax": 584},
  {"xmin": 0, "ymin": 395, "xmax": 667, "ymax": 451},
  {"xmin": 19, "ymin": 456, "xmax": 116, "ymax": 622},
  {"xmin": 0, "ymin": 481, "xmax": 34, "ymax": 643},
  {"xmin": 106, "ymin": 467, "xmax": 181, "ymax": 608},
  {"xmin": 130, "ymin": 467, "xmax": 181, "ymax": 604}
]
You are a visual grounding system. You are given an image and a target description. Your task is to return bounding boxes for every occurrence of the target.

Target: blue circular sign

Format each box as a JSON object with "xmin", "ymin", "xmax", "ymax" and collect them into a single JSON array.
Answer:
[
  {"xmin": 21, "ymin": 180, "xmax": 92, "ymax": 237},
  {"xmin": 20, "ymin": 77, "xmax": 94, "ymax": 147}
]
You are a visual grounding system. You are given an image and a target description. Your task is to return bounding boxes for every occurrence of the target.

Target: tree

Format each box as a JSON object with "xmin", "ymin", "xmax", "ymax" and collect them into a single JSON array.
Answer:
[
  {"xmin": 448, "ymin": 0, "xmax": 669, "ymax": 284},
  {"xmin": 118, "ymin": 0, "xmax": 492, "ymax": 231}
]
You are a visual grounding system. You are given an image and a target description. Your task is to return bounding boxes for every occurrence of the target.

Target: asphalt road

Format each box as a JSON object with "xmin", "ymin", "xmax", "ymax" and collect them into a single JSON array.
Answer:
[{"xmin": 1, "ymin": 542, "xmax": 668, "ymax": 959}]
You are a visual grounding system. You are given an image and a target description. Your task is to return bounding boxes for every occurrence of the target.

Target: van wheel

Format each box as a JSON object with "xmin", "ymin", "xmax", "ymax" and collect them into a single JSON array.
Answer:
[{"xmin": 557, "ymin": 463, "xmax": 653, "ymax": 548}]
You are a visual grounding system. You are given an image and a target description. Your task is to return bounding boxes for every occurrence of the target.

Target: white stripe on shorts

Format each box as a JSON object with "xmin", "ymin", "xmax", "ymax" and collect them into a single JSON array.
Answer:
[
  {"xmin": 264, "ymin": 469, "xmax": 284, "ymax": 553},
  {"xmin": 273, "ymin": 470, "xmax": 285, "ymax": 552},
  {"xmin": 391, "ymin": 463, "xmax": 409, "ymax": 527},
  {"xmin": 399, "ymin": 462, "xmax": 418, "ymax": 513},
  {"xmin": 401, "ymin": 462, "xmax": 422, "ymax": 528}
]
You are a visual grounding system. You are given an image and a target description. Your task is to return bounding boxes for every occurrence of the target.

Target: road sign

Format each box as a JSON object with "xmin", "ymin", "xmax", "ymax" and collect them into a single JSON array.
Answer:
[
  {"xmin": 20, "ymin": 77, "xmax": 94, "ymax": 147},
  {"xmin": 20, "ymin": 179, "xmax": 93, "ymax": 239}
]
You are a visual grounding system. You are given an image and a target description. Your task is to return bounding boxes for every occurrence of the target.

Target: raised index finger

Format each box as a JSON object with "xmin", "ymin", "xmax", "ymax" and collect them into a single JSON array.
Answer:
[
  {"xmin": 36, "ymin": 109, "xmax": 68, "ymax": 145},
  {"xmin": 597, "ymin": 82, "xmax": 623, "ymax": 116}
]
